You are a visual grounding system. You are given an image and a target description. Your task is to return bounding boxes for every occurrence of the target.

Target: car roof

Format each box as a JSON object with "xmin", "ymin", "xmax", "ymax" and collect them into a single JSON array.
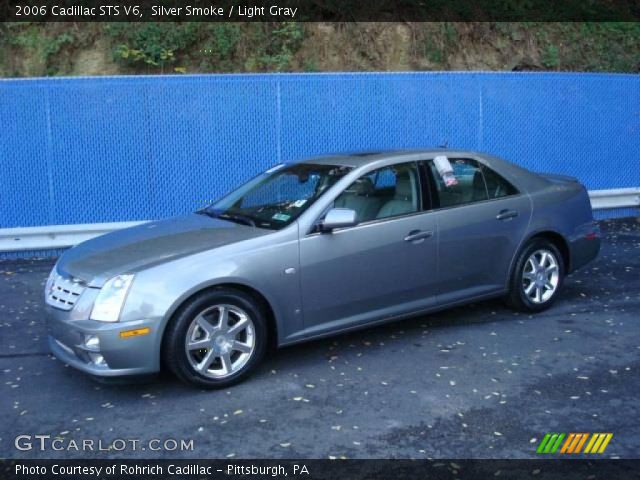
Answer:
[
  {"xmin": 293, "ymin": 149, "xmax": 486, "ymax": 167},
  {"xmin": 295, "ymin": 150, "xmax": 411, "ymax": 167},
  {"xmin": 291, "ymin": 149, "xmax": 548, "ymax": 192}
]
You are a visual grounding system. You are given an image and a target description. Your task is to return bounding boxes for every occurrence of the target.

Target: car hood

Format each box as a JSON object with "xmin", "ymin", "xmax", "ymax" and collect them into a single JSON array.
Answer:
[{"xmin": 57, "ymin": 214, "xmax": 272, "ymax": 287}]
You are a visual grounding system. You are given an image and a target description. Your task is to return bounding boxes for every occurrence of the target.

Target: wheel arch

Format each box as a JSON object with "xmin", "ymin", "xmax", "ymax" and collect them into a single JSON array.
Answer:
[
  {"xmin": 507, "ymin": 229, "xmax": 571, "ymax": 289},
  {"xmin": 527, "ymin": 230, "xmax": 571, "ymax": 273},
  {"xmin": 159, "ymin": 281, "xmax": 279, "ymax": 367}
]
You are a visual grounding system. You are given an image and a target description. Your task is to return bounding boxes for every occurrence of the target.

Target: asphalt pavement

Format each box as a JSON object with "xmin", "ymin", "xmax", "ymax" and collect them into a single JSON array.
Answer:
[{"xmin": 0, "ymin": 217, "xmax": 638, "ymax": 459}]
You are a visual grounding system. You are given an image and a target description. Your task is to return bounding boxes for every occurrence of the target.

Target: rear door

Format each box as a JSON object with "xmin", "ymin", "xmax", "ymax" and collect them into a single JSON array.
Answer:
[{"xmin": 424, "ymin": 158, "xmax": 531, "ymax": 303}]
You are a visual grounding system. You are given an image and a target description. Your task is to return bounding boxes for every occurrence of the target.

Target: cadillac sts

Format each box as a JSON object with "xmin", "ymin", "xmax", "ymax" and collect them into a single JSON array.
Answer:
[{"xmin": 45, "ymin": 150, "xmax": 600, "ymax": 387}]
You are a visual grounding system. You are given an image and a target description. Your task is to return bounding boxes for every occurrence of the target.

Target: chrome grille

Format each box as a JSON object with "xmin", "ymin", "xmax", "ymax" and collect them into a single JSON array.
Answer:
[{"xmin": 46, "ymin": 273, "xmax": 85, "ymax": 311}]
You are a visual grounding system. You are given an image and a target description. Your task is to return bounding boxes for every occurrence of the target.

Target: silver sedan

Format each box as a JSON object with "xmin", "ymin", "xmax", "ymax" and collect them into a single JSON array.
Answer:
[{"xmin": 45, "ymin": 150, "xmax": 600, "ymax": 387}]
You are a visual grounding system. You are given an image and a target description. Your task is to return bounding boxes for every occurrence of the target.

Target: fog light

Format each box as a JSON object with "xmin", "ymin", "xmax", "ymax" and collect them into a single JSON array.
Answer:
[
  {"xmin": 88, "ymin": 352, "xmax": 107, "ymax": 367},
  {"xmin": 84, "ymin": 335, "xmax": 100, "ymax": 351}
]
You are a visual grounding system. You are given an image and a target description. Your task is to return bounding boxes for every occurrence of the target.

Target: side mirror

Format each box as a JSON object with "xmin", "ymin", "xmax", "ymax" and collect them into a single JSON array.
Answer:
[{"xmin": 320, "ymin": 208, "xmax": 357, "ymax": 232}]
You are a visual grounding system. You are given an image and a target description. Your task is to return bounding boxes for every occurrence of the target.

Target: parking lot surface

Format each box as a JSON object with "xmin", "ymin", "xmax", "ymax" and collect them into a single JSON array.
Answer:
[{"xmin": 1, "ymin": 218, "xmax": 638, "ymax": 459}]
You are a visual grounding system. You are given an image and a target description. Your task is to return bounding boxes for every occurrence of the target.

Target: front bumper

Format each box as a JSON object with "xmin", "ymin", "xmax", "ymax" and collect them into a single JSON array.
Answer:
[{"xmin": 46, "ymin": 304, "xmax": 162, "ymax": 377}]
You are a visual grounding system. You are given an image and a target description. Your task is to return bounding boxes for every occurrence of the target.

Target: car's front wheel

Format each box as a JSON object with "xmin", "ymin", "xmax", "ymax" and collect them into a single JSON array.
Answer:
[
  {"xmin": 163, "ymin": 288, "xmax": 268, "ymax": 388},
  {"xmin": 506, "ymin": 239, "xmax": 565, "ymax": 312}
]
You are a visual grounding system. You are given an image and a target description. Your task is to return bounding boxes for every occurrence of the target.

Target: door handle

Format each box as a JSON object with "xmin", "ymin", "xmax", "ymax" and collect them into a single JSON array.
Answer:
[
  {"xmin": 404, "ymin": 230, "xmax": 433, "ymax": 242},
  {"xmin": 496, "ymin": 209, "xmax": 518, "ymax": 221}
]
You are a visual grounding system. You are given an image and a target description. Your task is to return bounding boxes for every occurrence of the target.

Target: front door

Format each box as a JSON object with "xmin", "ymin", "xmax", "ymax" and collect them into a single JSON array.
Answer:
[{"xmin": 298, "ymin": 162, "xmax": 439, "ymax": 337}]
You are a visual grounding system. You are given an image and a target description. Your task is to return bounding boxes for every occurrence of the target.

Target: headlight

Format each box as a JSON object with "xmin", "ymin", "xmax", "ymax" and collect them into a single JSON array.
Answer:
[
  {"xmin": 90, "ymin": 275, "xmax": 134, "ymax": 322},
  {"xmin": 44, "ymin": 267, "xmax": 57, "ymax": 299}
]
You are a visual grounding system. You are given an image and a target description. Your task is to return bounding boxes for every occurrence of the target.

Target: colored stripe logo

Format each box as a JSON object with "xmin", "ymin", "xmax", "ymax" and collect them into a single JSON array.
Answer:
[{"xmin": 537, "ymin": 433, "xmax": 612, "ymax": 454}]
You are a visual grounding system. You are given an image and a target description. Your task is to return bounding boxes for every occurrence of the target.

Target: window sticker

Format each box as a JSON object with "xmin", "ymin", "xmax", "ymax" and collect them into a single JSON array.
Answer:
[
  {"xmin": 272, "ymin": 213, "xmax": 291, "ymax": 222},
  {"xmin": 292, "ymin": 199, "xmax": 307, "ymax": 208},
  {"xmin": 434, "ymin": 155, "xmax": 459, "ymax": 187}
]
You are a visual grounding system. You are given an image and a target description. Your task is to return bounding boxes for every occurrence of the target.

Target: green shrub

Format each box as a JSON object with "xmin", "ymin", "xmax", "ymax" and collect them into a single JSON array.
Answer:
[
  {"xmin": 199, "ymin": 24, "xmax": 241, "ymax": 71},
  {"xmin": 106, "ymin": 23, "xmax": 200, "ymax": 68},
  {"xmin": 541, "ymin": 44, "xmax": 559, "ymax": 68},
  {"xmin": 257, "ymin": 22, "xmax": 305, "ymax": 71}
]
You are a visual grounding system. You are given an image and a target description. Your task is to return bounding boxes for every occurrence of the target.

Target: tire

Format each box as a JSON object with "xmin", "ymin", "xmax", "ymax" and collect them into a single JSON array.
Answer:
[
  {"xmin": 506, "ymin": 238, "xmax": 565, "ymax": 312},
  {"xmin": 163, "ymin": 288, "xmax": 268, "ymax": 388}
]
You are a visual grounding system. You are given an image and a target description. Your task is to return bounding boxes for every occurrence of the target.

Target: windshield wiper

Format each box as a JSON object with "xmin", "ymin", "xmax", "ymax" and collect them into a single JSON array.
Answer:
[
  {"xmin": 216, "ymin": 212, "xmax": 256, "ymax": 227},
  {"xmin": 196, "ymin": 209, "xmax": 218, "ymax": 219},
  {"xmin": 197, "ymin": 209, "xmax": 260, "ymax": 228}
]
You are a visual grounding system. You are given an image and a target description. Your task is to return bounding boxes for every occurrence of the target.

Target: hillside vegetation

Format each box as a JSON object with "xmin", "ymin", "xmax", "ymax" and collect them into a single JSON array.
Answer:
[{"xmin": 1, "ymin": 22, "xmax": 639, "ymax": 77}]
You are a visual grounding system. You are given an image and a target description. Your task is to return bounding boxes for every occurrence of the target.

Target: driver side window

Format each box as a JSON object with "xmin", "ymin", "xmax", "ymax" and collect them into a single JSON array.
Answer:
[{"xmin": 334, "ymin": 162, "xmax": 421, "ymax": 223}]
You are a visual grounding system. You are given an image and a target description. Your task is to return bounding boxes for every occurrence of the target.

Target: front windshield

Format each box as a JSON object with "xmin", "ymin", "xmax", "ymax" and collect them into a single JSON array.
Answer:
[{"xmin": 201, "ymin": 163, "xmax": 353, "ymax": 230}]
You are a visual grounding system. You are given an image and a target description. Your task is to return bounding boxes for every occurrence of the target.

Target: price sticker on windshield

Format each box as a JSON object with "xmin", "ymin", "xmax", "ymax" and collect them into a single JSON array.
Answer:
[{"xmin": 272, "ymin": 213, "xmax": 291, "ymax": 222}]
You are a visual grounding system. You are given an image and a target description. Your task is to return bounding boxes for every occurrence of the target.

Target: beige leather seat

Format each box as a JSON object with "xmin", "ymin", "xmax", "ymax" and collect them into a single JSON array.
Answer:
[
  {"xmin": 334, "ymin": 177, "xmax": 382, "ymax": 223},
  {"xmin": 376, "ymin": 173, "xmax": 416, "ymax": 219}
]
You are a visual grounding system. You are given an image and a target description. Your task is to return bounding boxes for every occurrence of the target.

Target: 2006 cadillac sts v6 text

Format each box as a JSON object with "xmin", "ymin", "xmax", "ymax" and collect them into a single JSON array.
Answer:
[{"xmin": 45, "ymin": 150, "xmax": 600, "ymax": 387}]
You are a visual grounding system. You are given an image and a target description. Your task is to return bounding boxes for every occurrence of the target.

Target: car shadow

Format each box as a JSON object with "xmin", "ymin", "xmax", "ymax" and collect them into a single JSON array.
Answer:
[{"xmin": 85, "ymin": 296, "xmax": 522, "ymax": 393}]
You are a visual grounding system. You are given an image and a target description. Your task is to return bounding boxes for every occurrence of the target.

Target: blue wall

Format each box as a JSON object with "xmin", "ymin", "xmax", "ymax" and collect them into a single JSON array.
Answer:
[{"xmin": 1, "ymin": 72, "xmax": 639, "ymax": 229}]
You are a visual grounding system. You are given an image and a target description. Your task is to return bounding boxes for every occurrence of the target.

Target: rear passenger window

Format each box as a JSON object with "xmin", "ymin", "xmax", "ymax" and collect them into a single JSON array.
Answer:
[
  {"xmin": 480, "ymin": 164, "xmax": 518, "ymax": 199},
  {"xmin": 427, "ymin": 158, "xmax": 517, "ymax": 208}
]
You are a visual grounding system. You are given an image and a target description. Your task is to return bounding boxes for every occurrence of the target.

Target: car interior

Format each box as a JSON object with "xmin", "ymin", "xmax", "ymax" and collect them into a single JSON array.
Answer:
[
  {"xmin": 428, "ymin": 159, "xmax": 517, "ymax": 208},
  {"xmin": 333, "ymin": 159, "xmax": 519, "ymax": 224},
  {"xmin": 334, "ymin": 166, "xmax": 420, "ymax": 223}
]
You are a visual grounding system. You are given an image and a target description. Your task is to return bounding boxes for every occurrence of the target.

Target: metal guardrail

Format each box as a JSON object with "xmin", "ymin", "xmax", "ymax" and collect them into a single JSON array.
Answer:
[
  {"xmin": 587, "ymin": 188, "xmax": 640, "ymax": 211},
  {"xmin": 1, "ymin": 188, "xmax": 638, "ymax": 253},
  {"xmin": 0, "ymin": 221, "xmax": 148, "ymax": 252}
]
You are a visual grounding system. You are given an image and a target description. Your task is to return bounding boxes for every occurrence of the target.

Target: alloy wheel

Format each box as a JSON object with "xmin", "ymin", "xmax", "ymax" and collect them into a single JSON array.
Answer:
[
  {"xmin": 184, "ymin": 304, "xmax": 256, "ymax": 379},
  {"xmin": 522, "ymin": 249, "xmax": 560, "ymax": 304}
]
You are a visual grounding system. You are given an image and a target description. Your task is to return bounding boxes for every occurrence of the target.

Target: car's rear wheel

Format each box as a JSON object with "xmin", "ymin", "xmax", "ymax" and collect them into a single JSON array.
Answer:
[
  {"xmin": 163, "ymin": 288, "xmax": 267, "ymax": 388},
  {"xmin": 506, "ymin": 239, "xmax": 565, "ymax": 312}
]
